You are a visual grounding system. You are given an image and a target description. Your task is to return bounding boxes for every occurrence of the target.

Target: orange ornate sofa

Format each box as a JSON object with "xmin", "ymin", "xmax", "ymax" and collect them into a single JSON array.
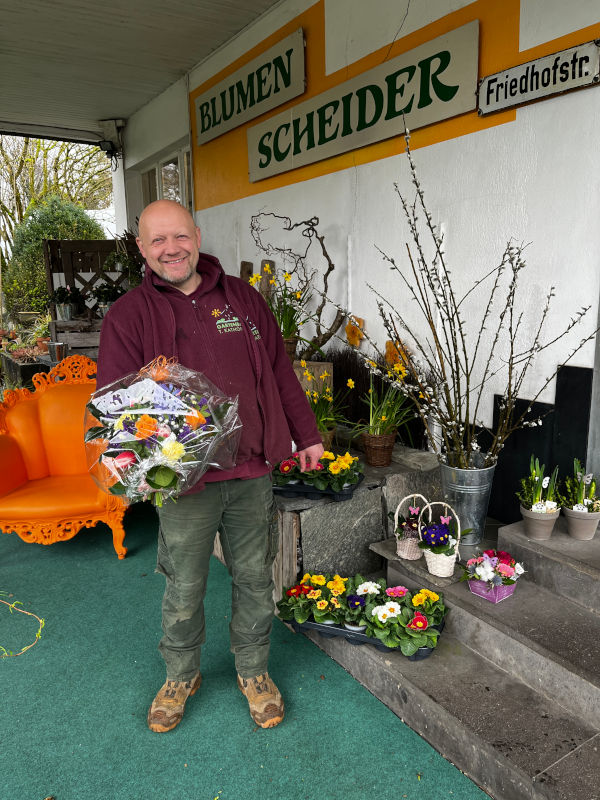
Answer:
[{"xmin": 0, "ymin": 355, "xmax": 128, "ymax": 558}]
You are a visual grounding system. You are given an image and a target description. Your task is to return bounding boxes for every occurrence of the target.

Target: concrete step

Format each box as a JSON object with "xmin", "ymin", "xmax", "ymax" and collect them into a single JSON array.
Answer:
[
  {"xmin": 498, "ymin": 517, "xmax": 600, "ymax": 615},
  {"xmin": 372, "ymin": 538, "xmax": 600, "ymax": 730},
  {"xmin": 298, "ymin": 626, "xmax": 600, "ymax": 800}
]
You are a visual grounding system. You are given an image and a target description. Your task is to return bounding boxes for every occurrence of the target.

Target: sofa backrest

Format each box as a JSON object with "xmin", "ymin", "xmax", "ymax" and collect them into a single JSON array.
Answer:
[{"xmin": 1, "ymin": 356, "xmax": 97, "ymax": 479}]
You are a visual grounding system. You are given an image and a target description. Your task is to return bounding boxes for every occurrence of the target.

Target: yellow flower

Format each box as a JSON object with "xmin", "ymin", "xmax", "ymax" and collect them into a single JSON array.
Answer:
[
  {"xmin": 115, "ymin": 413, "xmax": 132, "ymax": 431},
  {"xmin": 211, "ymin": 308, "xmax": 221, "ymax": 317},
  {"xmin": 412, "ymin": 592, "xmax": 426, "ymax": 607},
  {"xmin": 347, "ymin": 379, "xmax": 355, "ymax": 389},
  {"xmin": 311, "ymin": 574, "xmax": 326, "ymax": 585},
  {"xmin": 269, "ymin": 278, "xmax": 276, "ymax": 285},
  {"xmin": 307, "ymin": 589, "xmax": 322, "ymax": 599},
  {"xmin": 300, "ymin": 573, "xmax": 311, "ymax": 584},
  {"xmin": 330, "ymin": 596, "xmax": 341, "ymax": 608},
  {"xmin": 421, "ymin": 589, "xmax": 439, "ymax": 602},
  {"xmin": 303, "ymin": 370, "xmax": 313, "ymax": 382},
  {"xmin": 263, "ymin": 263, "xmax": 272, "ymax": 274},
  {"xmin": 295, "ymin": 291, "xmax": 302, "ymax": 300},
  {"xmin": 161, "ymin": 439, "xmax": 186, "ymax": 462},
  {"xmin": 316, "ymin": 599, "xmax": 328, "ymax": 610},
  {"xmin": 319, "ymin": 371, "xmax": 330, "ymax": 379},
  {"xmin": 380, "ymin": 415, "xmax": 387, "ymax": 421},
  {"xmin": 300, "ymin": 360, "xmax": 306, "ymax": 368},
  {"xmin": 329, "ymin": 463, "xmax": 341, "ymax": 475},
  {"xmin": 284, "ymin": 272, "xmax": 291, "ymax": 282},
  {"xmin": 367, "ymin": 359, "xmax": 377, "ymax": 369},
  {"xmin": 248, "ymin": 274, "xmax": 262, "ymax": 286},
  {"xmin": 322, "ymin": 451, "xmax": 335, "ymax": 460}
]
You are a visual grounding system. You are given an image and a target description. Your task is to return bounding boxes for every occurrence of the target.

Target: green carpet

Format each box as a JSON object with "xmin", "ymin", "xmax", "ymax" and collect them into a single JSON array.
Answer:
[{"xmin": 1, "ymin": 504, "xmax": 488, "ymax": 800}]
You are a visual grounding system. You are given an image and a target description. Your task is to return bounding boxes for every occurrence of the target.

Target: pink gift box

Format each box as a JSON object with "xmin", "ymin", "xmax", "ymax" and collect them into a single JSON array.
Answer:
[{"xmin": 468, "ymin": 580, "xmax": 516, "ymax": 603}]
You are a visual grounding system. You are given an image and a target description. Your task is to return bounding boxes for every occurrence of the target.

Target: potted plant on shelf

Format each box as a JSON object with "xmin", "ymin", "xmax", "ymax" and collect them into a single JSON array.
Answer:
[
  {"xmin": 50, "ymin": 285, "xmax": 84, "ymax": 320},
  {"xmin": 417, "ymin": 502, "xmax": 462, "ymax": 578},
  {"xmin": 460, "ymin": 549, "xmax": 525, "ymax": 603},
  {"xmin": 559, "ymin": 458, "xmax": 600, "ymax": 540},
  {"xmin": 353, "ymin": 363, "xmax": 414, "ymax": 467},
  {"xmin": 516, "ymin": 455, "xmax": 560, "ymax": 540},
  {"xmin": 24, "ymin": 313, "xmax": 51, "ymax": 353},
  {"xmin": 391, "ymin": 493, "xmax": 428, "ymax": 560},
  {"xmin": 272, "ymin": 451, "xmax": 364, "ymax": 500},
  {"xmin": 91, "ymin": 282, "xmax": 126, "ymax": 316},
  {"xmin": 277, "ymin": 572, "xmax": 347, "ymax": 625},
  {"xmin": 301, "ymin": 363, "xmax": 352, "ymax": 449}
]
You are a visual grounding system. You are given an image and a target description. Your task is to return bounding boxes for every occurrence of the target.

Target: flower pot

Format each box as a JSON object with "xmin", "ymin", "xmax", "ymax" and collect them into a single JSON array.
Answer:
[
  {"xmin": 343, "ymin": 621, "xmax": 367, "ymax": 632},
  {"xmin": 36, "ymin": 337, "xmax": 50, "ymax": 354},
  {"xmin": 520, "ymin": 505, "xmax": 559, "ymax": 540},
  {"xmin": 361, "ymin": 431, "xmax": 396, "ymax": 467},
  {"xmin": 439, "ymin": 452, "xmax": 496, "ymax": 546},
  {"xmin": 55, "ymin": 302, "xmax": 75, "ymax": 321},
  {"xmin": 407, "ymin": 645, "xmax": 434, "ymax": 661},
  {"xmin": 562, "ymin": 507, "xmax": 600, "ymax": 541},
  {"xmin": 468, "ymin": 580, "xmax": 516, "ymax": 604},
  {"xmin": 283, "ymin": 336, "xmax": 298, "ymax": 363},
  {"xmin": 424, "ymin": 549, "xmax": 457, "ymax": 578},
  {"xmin": 395, "ymin": 536, "xmax": 422, "ymax": 560},
  {"xmin": 320, "ymin": 427, "xmax": 335, "ymax": 450}
]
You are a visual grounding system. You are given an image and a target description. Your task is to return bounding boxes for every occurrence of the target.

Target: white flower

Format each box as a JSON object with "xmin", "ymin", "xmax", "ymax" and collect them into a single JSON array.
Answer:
[
  {"xmin": 542, "ymin": 477, "xmax": 550, "ymax": 488},
  {"xmin": 372, "ymin": 602, "xmax": 401, "ymax": 622},
  {"xmin": 475, "ymin": 563, "xmax": 495, "ymax": 582},
  {"xmin": 584, "ymin": 473, "xmax": 593, "ymax": 485},
  {"xmin": 357, "ymin": 581, "xmax": 381, "ymax": 595}
]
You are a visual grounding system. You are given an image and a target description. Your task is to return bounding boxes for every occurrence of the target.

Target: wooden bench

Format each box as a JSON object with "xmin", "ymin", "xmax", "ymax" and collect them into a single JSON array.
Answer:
[{"xmin": 0, "ymin": 355, "xmax": 128, "ymax": 558}]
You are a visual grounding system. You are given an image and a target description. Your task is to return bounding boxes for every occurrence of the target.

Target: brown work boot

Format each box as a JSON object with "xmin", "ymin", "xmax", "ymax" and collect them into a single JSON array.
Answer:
[
  {"xmin": 147, "ymin": 673, "xmax": 202, "ymax": 733},
  {"xmin": 237, "ymin": 672, "xmax": 284, "ymax": 728}
]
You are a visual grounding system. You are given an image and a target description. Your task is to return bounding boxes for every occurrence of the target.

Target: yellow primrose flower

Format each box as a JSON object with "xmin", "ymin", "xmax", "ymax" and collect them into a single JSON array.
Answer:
[
  {"xmin": 162, "ymin": 440, "xmax": 185, "ymax": 461},
  {"xmin": 329, "ymin": 463, "xmax": 341, "ymax": 475},
  {"xmin": 300, "ymin": 573, "xmax": 311, "ymax": 584},
  {"xmin": 347, "ymin": 379, "xmax": 355, "ymax": 389},
  {"xmin": 322, "ymin": 451, "xmax": 335, "ymax": 460},
  {"xmin": 311, "ymin": 574, "xmax": 326, "ymax": 585},
  {"xmin": 316, "ymin": 599, "xmax": 328, "ymax": 610},
  {"xmin": 330, "ymin": 597, "xmax": 341, "ymax": 608},
  {"xmin": 330, "ymin": 587, "xmax": 344, "ymax": 596},
  {"xmin": 412, "ymin": 592, "xmax": 426, "ymax": 607},
  {"xmin": 248, "ymin": 274, "xmax": 262, "ymax": 286},
  {"xmin": 263, "ymin": 263, "xmax": 272, "ymax": 274},
  {"xmin": 307, "ymin": 589, "xmax": 322, "ymax": 599},
  {"xmin": 284, "ymin": 272, "xmax": 291, "ymax": 282},
  {"xmin": 421, "ymin": 589, "xmax": 440, "ymax": 602}
]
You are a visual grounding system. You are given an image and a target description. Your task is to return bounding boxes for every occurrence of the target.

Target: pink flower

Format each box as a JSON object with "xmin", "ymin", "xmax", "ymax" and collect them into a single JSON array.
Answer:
[
  {"xmin": 156, "ymin": 423, "xmax": 172, "ymax": 437},
  {"xmin": 496, "ymin": 563, "xmax": 515, "ymax": 578},
  {"xmin": 386, "ymin": 585, "xmax": 408, "ymax": 597},
  {"xmin": 114, "ymin": 451, "xmax": 137, "ymax": 470}
]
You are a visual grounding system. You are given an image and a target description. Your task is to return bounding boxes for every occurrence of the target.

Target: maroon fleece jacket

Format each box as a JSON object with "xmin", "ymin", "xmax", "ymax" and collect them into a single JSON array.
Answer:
[{"xmin": 96, "ymin": 253, "xmax": 321, "ymax": 486}]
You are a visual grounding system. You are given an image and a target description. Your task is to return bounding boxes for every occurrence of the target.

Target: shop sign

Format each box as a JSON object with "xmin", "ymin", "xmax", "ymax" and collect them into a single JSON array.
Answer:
[
  {"xmin": 195, "ymin": 28, "xmax": 305, "ymax": 145},
  {"xmin": 247, "ymin": 21, "xmax": 478, "ymax": 182},
  {"xmin": 479, "ymin": 41, "xmax": 600, "ymax": 115}
]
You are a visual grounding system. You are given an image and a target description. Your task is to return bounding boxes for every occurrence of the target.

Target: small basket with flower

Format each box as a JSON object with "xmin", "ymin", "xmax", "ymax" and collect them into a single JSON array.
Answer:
[
  {"xmin": 392, "ymin": 493, "xmax": 428, "ymax": 560},
  {"xmin": 417, "ymin": 502, "xmax": 461, "ymax": 578},
  {"xmin": 460, "ymin": 549, "xmax": 525, "ymax": 603}
]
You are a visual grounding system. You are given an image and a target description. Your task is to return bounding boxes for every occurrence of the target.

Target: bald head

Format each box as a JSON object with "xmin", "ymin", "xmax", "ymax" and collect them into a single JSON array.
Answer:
[{"xmin": 136, "ymin": 200, "xmax": 202, "ymax": 295}]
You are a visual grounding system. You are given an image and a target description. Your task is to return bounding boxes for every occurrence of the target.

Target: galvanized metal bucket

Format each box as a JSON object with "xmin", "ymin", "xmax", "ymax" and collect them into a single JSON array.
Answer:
[{"xmin": 439, "ymin": 452, "xmax": 496, "ymax": 546}]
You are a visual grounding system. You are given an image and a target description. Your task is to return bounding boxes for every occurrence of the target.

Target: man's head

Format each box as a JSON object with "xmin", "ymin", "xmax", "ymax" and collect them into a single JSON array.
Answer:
[{"xmin": 136, "ymin": 200, "xmax": 202, "ymax": 294}]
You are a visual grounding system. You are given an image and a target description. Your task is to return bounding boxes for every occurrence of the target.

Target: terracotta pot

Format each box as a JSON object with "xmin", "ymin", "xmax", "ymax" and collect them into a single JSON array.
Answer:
[
  {"xmin": 520, "ymin": 505, "xmax": 560, "ymax": 540},
  {"xmin": 562, "ymin": 507, "xmax": 600, "ymax": 541},
  {"xmin": 283, "ymin": 336, "xmax": 298, "ymax": 363},
  {"xmin": 36, "ymin": 337, "xmax": 50, "ymax": 354},
  {"xmin": 361, "ymin": 431, "xmax": 397, "ymax": 467},
  {"xmin": 320, "ymin": 427, "xmax": 335, "ymax": 450}
]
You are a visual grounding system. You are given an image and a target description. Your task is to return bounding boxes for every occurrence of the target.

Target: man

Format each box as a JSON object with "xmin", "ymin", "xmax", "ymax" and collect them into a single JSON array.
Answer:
[{"xmin": 96, "ymin": 199, "xmax": 323, "ymax": 732}]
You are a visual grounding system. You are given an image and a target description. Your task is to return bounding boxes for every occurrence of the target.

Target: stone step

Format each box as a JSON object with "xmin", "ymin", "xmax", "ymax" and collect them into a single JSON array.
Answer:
[
  {"xmin": 498, "ymin": 517, "xmax": 600, "ymax": 615},
  {"xmin": 372, "ymin": 538, "xmax": 600, "ymax": 730},
  {"xmin": 296, "ymin": 625, "xmax": 600, "ymax": 800}
]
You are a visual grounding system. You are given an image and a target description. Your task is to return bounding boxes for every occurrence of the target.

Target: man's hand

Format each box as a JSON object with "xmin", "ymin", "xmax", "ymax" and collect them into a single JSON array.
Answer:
[{"xmin": 297, "ymin": 443, "xmax": 325, "ymax": 472}]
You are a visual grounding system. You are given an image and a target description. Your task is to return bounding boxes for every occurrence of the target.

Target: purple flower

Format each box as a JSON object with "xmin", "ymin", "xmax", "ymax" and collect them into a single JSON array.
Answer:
[
  {"xmin": 423, "ymin": 523, "xmax": 451, "ymax": 547},
  {"xmin": 347, "ymin": 594, "xmax": 365, "ymax": 608}
]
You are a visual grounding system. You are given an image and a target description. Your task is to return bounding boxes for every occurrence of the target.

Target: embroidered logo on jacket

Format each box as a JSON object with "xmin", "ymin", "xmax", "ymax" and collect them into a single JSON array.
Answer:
[{"xmin": 213, "ymin": 304, "xmax": 261, "ymax": 340}]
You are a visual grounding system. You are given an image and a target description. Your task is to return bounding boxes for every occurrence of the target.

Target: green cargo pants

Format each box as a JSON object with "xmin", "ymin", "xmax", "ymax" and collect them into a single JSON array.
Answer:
[{"xmin": 155, "ymin": 474, "xmax": 278, "ymax": 681}]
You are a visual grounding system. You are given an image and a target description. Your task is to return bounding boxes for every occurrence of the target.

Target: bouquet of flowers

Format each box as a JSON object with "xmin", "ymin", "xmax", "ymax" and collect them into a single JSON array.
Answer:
[
  {"xmin": 460, "ymin": 549, "xmax": 525, "ymax": 588},
  {"xmin": 85, "ymin": 357, "xmax": 242, "ymax": 506}
]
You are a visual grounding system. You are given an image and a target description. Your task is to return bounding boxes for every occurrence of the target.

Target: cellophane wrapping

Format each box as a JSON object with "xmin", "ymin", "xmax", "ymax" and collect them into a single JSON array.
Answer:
[{"xmin": 85, "ymin": 357, "xmax": 242, "ymax": 505}]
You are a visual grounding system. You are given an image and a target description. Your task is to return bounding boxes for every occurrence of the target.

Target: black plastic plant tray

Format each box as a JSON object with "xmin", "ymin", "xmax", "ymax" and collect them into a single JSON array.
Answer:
[
  {"xmin": 273, "ymin": 474, "xmax": 364, "ymax": 502},
  {"xmin": 289, "ymin": 619, "xmax": 435, "ymax": 660}
]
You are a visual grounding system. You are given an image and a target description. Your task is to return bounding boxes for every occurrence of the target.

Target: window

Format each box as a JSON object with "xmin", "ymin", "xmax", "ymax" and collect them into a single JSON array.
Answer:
[{"xmin": 140, "ymin": 148, "xmax": 193, "ymax": 211}]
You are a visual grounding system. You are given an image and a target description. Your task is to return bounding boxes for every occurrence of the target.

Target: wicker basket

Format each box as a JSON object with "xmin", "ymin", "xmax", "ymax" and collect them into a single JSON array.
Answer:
[
  {"xmin": 361, "ymin": 431, "xmax": 397, "ymax": 467},
  {"xmin": 393, "ymin": 493, "xmax": 428, "ymax": 561},
  {"xmin": 417, "ymin": 502, "xmax": 461, "ymax": 578}
]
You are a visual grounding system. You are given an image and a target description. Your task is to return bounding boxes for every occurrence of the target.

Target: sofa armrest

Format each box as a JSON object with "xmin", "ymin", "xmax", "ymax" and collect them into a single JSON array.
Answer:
[{"xmin": 0, "ymin": 434, "xmax": 28, "ymax": 498}]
